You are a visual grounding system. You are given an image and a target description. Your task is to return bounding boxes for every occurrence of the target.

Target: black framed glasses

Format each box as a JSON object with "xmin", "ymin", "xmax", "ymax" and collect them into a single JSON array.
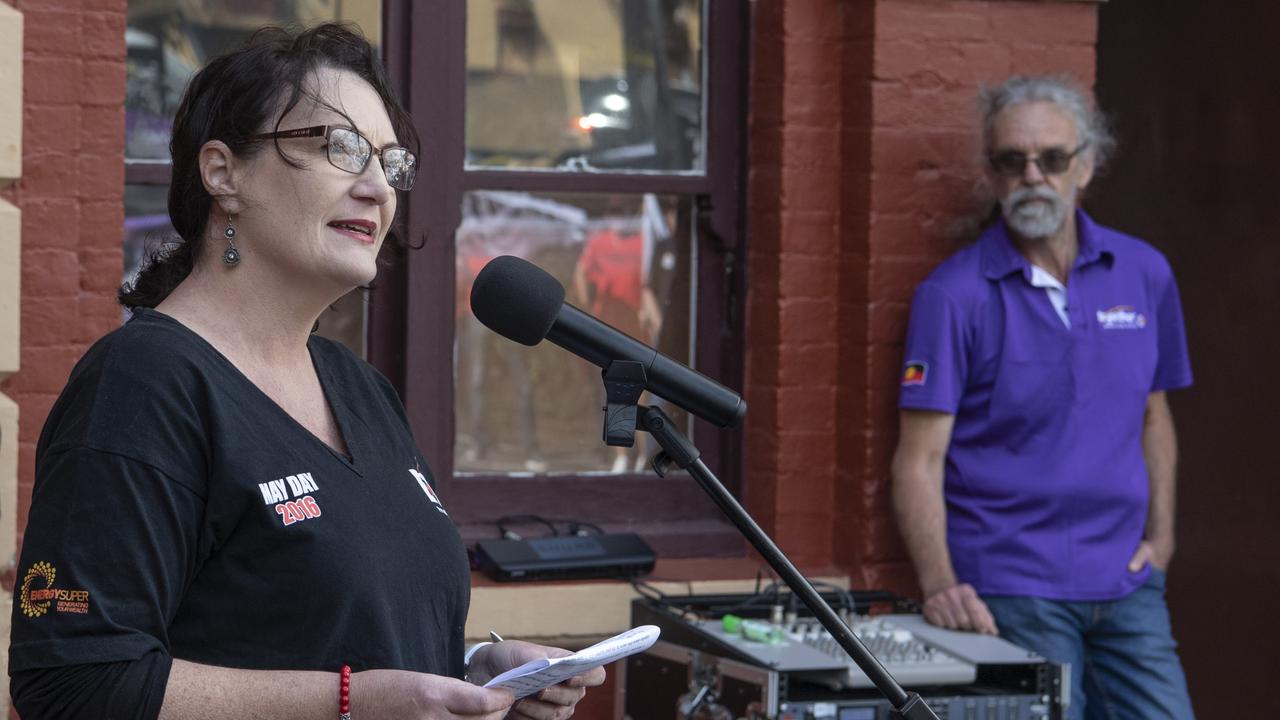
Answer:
[
  {"xmin": 253, "ymin": 125, "xmax": 418, "ymax": 191},
  {"xmin": 988, "ymin": 143, "xmax": 1088, "ymax": 178}
]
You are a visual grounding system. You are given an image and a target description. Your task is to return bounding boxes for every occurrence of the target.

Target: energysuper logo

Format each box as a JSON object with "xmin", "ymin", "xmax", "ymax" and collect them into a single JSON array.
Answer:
[
  {"xmin": 20, "ymin": 562, "xmax": 91, "ymax": 618},
  {"xmin": 1096, "ymin": 305, "xmax": 1147, "ymax": 330}
]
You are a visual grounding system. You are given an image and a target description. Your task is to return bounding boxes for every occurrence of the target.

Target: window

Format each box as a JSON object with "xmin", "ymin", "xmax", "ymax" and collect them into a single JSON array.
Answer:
[
  {"xmin": 373, "ymin": 0, "xmax": 749, "ymax": 555},
  {"xmin": 464, "ymin": 0, "xmax": 704, "ymax": 172},
  {"xmin": 455, "ymin": 191, "xmax": 693, "ymax": 475},
  {"xmin": 124, "ymin": 0, "xmax": 383, "ymax": 355}
]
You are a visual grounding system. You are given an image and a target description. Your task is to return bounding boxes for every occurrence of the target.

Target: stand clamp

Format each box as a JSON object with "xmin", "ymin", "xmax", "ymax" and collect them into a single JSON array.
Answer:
[{"xmin": 602, "ymin": 361, "xmax": 647, "ymax": 448}]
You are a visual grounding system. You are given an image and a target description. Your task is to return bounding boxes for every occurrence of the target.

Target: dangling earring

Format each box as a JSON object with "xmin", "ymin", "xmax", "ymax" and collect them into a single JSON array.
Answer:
[{"xmin": 222, "ymin": 216, "xmax": 241, "ymax": 266}]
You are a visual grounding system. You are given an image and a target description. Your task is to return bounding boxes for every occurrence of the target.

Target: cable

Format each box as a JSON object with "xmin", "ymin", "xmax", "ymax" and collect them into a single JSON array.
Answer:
[
  {"xmin": 629, "ymin": 577, "xmax": 667, "ymax": 603},
  {"xmin": 495, "ymin": 514, "xmax": 559, "ymax": 540},
  {"xmin": 494, "ymin": 516, "xmax": 611, "ymax": 540},
  {"xmin": 565, "ymin": 520, "xmax": 605, "ymax": 536}
]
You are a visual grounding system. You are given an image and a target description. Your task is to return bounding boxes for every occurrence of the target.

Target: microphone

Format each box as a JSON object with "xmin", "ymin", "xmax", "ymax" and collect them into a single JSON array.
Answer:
[{"xmin": 470, "ymin": 255, "xmax": 746, "ymax": 428}]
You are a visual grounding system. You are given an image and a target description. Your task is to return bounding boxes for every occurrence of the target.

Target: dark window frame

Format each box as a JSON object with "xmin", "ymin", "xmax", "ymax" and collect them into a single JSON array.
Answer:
[
  {"xmin": 125, "ymin": 161, "xmax": 171, "ymax": 185},
  {"xmin": 374, "ymin": 0, "xmax": 751, "ymax": 556}
]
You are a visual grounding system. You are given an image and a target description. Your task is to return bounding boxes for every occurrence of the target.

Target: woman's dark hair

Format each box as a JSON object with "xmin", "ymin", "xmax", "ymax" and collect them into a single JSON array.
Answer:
[{"xmin": 120, "ymin": 23, "xmax": 418, "ymax": 309}]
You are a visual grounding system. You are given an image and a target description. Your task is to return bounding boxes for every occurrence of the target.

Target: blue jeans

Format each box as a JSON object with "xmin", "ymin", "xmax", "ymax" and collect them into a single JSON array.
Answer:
[{"xmin": 983, "ymin": 570, "xmax": 1194, "ymax": 720}]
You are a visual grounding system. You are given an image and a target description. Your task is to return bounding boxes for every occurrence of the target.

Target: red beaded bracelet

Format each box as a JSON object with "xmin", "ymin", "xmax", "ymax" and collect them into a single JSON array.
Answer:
[{"xmin": 339, "ymin": 664, "xmax": 352, "ymax": 720}]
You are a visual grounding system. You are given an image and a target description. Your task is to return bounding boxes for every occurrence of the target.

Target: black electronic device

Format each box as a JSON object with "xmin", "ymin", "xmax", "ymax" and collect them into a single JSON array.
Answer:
[{"xmin": 473, "ymin": 532, "xmax": 656, "ymax": 581}]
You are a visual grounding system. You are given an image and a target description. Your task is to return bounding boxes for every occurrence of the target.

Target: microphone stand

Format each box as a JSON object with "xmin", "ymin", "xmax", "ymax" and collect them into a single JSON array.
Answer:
[{"xmin": 601, "ymin": 361, "xmax": 939, "ymax": 720}]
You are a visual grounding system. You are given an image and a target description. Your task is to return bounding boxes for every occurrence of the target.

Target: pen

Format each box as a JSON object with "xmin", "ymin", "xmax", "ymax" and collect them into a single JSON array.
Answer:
[{"xmin": 490, "ymin": 631, "xmax": 504, "ymax": 643}]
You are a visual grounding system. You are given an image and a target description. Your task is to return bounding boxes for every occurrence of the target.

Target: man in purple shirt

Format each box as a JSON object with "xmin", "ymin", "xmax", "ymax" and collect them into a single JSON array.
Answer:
[{"xmin": 892, "ymin": 76, "xmax": 1195, "ymax": 719}]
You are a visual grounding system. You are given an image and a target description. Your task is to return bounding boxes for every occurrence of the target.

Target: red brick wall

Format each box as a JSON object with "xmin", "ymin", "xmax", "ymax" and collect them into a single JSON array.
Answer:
[
  {"xmin": 744, "ymin": 0, "xmax": 847, "ymax": 569},
  {"xmin": 745, "ymin": 0, "xmax": 1098, "ymax": 594},
  {"xmin": 0, "ymin": 0, "xmax": 127, "ymax": 558}
]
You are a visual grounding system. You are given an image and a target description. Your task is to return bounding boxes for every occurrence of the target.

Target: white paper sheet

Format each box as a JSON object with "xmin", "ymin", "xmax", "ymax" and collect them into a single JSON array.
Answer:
[{"xmin": 483, "ymin": 625, "xmax": 661, "ymax": 698}]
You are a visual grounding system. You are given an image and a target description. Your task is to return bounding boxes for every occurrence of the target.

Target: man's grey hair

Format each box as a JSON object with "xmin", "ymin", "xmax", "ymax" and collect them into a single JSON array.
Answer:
[{"xmin": 979, "ymin": 75, "xmax": 1115, "ymax": 172}]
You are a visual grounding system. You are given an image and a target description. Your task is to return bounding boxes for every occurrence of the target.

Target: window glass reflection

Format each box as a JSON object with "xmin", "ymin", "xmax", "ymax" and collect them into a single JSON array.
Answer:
[
  {"xmin": 455, "ymin": 192, "xmax": 694, "ymax": 474},
  {"xmin": 466, "ymin": 0, "xmax": 704, "ymax": 172},
  {"xmin": 123, "ymin": 184, "xmax": 173, "ymax": 292},
  {"xmin": 126, "ymin": 1, "xmax": 382, "ymax": 160}
]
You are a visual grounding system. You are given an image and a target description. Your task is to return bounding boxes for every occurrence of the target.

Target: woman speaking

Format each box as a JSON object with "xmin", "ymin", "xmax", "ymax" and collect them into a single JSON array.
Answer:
[{"xmin": 9, "ymin": 23, "xmax": 602, "ymax": 720}]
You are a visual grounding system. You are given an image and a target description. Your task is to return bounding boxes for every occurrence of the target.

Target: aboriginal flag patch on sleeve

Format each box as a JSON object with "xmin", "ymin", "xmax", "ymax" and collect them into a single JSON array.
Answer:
[{"xmin": 901, "ymin": 361, "xmax": 927, "ymax": 386}]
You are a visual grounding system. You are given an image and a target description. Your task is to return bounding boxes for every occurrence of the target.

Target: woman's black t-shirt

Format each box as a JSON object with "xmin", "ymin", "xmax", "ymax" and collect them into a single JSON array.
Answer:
[{"xmin": 10, "ymin": 308, "xmax": 470, "ymax": 681}]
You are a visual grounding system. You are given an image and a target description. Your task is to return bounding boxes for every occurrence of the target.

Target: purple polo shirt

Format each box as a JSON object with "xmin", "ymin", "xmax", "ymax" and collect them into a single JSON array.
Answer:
[{"xmin": 899, "ymin": 210, "xmax": 1192, "ymax": 601}]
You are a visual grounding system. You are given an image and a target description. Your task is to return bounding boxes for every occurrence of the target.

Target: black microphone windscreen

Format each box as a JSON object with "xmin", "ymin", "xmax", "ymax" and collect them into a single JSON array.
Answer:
[{"xmin": 470, "ymin": 256, "xmax": 566, "ymax": 346}]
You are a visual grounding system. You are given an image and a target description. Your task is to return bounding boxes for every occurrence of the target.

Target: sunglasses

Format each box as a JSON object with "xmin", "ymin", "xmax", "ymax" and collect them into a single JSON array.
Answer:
[
  {"xmin": 988, "ymin": 143, "xmax": 1088, "ymax": 178},
  {"xmin": 253, "ymin": 125, "xmax": 418, "ymax": 191}
]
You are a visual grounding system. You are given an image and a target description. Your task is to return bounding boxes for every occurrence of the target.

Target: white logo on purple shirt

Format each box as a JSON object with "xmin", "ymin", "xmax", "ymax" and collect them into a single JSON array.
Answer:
[{"xmin": 1096, "ymin": 305, "xmax": 1147, "ymax": 330}]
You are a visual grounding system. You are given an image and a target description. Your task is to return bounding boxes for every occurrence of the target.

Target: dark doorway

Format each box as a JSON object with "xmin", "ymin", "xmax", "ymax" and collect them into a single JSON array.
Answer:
[{"xmin": 1093, "ymin": 0, "xmax": 1280, "ymax": 713}]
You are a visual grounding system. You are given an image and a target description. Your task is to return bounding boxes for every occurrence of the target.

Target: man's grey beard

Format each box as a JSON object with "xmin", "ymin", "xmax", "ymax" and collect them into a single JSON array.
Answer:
[{"xmin": 1000, "ymin": 185, "xmax": 1075, "ymax": 239}]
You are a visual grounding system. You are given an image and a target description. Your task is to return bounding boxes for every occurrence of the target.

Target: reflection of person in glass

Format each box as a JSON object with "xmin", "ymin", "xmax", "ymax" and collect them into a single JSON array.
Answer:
[
  {"xmin": 572, "ymin": 197, "xmax": 665, "ymax": 473},
  {"xmin": 456, "ymin": 192, "xmax": 584, "ymax": 473},
  {"xmin": 10, "ymin": 25, "xmax": 602, "ymax": 719},
  {"xmin": 457, "ymin": 244, "xmax": 545, "ymax": 473}
]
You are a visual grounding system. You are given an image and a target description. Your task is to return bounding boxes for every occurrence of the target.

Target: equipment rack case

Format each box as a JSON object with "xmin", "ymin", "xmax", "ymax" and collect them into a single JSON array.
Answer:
[{"xmin": 618, "ymin": 591, "xmax": 1066, "ymax": 720}]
